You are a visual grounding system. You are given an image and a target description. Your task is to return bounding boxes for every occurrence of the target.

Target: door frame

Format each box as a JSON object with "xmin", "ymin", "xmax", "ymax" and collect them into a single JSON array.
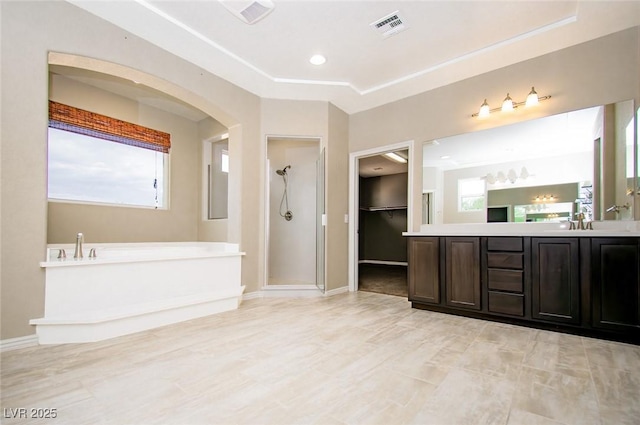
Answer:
[
  {"xmin": 348, "ymin": 140, "xmax": 415, "ymax": 292},
  {"xmin": 264, "ymin": 135, "xmax": 325, "ymax": 291}
]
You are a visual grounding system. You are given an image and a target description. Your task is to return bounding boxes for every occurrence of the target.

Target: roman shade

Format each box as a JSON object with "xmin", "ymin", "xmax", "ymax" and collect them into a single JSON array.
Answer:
[{"xmin": 48, "ymin": 101, "xmax": 171, "ymax": 153}]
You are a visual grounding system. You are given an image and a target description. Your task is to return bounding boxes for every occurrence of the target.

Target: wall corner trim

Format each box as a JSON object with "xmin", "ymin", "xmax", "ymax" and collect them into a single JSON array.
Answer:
[
  {"xmin": 0, "ymin": 334, "xmax": 39, "ymax": 352},
  {"xmin": 325, "ymin": 286, "xmax": 349, "ymax": 296}
]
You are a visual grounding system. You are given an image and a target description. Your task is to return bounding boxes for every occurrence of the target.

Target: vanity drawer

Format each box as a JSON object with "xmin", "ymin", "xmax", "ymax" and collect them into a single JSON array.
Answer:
[
  {"xmin": 488, "ymin": 291, "xmax": 524, "ymax": 316},
  {"xmin": 487, "ymin": 237, "xmax": 523, "ymax": 252},
  {"xmin": 488, "ymin": 269, "xmax": 523, "ymax": 292},
  {"xmin": 487, "ymin": 253, "xmax": 523, "ymax": 269}
]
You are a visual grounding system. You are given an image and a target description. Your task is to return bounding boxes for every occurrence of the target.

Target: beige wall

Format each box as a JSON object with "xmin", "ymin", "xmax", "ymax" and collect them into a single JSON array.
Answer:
[
  {"xmin": 350, "ymin": 27, "xmax": 640, "ymax": 231},
  {"xmin": 48, "ymin": 74, "xmax": 200, "ymax": 243},
  {"xmin": 326, "ymin": 103, "xmax": 349, "ymax": 292}
]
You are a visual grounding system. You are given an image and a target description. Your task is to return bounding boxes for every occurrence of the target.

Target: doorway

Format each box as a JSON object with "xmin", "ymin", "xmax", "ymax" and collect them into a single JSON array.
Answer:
[
  {"xmin": 348, "ymin": 141, "xmax": 414, "ymax": 295},
  {"xmin": 265, "ymin": 136, "xmax": 325, "ymax": 292}
]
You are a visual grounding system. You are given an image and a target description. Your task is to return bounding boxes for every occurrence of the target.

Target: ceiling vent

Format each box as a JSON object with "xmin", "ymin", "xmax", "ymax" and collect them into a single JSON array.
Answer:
[
  {"xmin": 370, "ymin": 10, "xmax": 408, "ymax": 38},
  {"xmin": 220, "ymin": 1, "xmax": 275, "ymax": 25}
]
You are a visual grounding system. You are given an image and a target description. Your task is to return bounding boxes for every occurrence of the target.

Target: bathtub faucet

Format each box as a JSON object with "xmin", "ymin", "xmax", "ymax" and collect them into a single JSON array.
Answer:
[{"xmin": 74, "ymin": 232, "xmax": 84, "ymax": 259}]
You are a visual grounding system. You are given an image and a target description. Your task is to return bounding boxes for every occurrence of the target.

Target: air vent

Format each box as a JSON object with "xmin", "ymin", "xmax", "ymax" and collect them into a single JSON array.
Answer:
[
  {"xmin": 220, "ymin": 0, "xmax": 275, "ymax": 25},
  {"xmin": 370, "ymin": 10, "xmax": 408, "ymax": 38}
]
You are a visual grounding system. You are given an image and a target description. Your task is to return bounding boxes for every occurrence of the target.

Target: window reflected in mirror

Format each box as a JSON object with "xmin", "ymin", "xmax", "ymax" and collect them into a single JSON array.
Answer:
[{"xmin": 207, "ymin": 138, "xmax": 229, "ymax": 220}]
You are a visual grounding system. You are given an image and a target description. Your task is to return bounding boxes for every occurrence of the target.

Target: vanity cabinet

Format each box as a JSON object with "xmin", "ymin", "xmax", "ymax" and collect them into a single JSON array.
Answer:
[
  {"xmin": 531, "ymin": 238, "xmax": 580, "ymax": 324},
  {"xmin": 408, "ymin": 237, "xmax": 441, "ymax": 304},
  {"xmin": 408, "ymin": 235, "xmax": 640, "ymax": 345},
  {"xmin": 591, "ymin": 238, "xmax": 640, "ymax": 332},
  {"xmin": 408, "ymin": 237, "xmax": 480, "ymax": 310},
  {"xmin": 445, "ymin": 237, "xmax": 481, "ymax": 310},
  {"xmin": 486, "ymin": 237, "xmax": 526, "ymax": 317}
]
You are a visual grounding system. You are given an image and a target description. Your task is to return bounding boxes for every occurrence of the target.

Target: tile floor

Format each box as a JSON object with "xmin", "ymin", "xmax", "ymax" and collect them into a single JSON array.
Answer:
[{"xmin": 1, "ymin": 292, "xmax": 639, "ymax": 425}]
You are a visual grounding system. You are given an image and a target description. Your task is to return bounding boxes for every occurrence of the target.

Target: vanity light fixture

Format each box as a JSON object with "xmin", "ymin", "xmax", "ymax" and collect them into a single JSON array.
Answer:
[
  {"xmin": 534, "ymin": 195, "xmax": 555, "ymax": 202},
  {"xmin": 472, "ymin": 87, "xmax": 551, "ymax": 118}
]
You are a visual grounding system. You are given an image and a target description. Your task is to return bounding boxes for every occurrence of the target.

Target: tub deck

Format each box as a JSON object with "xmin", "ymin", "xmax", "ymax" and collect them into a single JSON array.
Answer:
[{"xmin": 31, "ymin": 242, "xmax": 245, "ymax": 344}]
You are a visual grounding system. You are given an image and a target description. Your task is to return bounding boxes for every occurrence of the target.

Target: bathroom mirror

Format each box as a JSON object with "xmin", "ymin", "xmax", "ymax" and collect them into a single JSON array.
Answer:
[{"xmin": 422, "ymin": 100, "xmax": 638, "ymax": 224}]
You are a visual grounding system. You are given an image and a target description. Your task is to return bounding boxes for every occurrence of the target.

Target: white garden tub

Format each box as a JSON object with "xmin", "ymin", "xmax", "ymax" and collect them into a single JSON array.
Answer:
[{"xmin": 31, "ymin": 242, "xmax": 245, "ymax": 344}]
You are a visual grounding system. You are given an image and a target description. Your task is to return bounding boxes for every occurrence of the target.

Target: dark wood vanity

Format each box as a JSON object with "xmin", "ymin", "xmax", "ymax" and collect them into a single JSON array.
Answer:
[{"xmin": 408, "ymin": 235, "xmax": 640, "ymax": 344}]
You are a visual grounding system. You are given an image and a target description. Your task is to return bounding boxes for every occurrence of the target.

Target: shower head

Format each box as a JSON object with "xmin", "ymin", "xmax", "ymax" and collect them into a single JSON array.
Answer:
[{"xmin": 276, "ymin": 165, "xmax": 291, "ymax": 176}]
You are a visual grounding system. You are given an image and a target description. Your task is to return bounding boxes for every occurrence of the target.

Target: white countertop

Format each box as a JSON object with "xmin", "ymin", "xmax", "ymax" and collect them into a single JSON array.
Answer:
[{"xmin": 403, "ymin": 221, "xmax": 640, "ymax": 237}]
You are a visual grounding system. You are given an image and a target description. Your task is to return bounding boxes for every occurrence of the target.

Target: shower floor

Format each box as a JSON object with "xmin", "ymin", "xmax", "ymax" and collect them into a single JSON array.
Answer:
[{"xmin": 358, "ymin": 263, "xmax": 408, "ymax": 298}]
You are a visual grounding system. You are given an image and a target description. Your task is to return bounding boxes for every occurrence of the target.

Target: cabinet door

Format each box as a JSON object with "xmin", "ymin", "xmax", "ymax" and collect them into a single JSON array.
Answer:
[
  {"xmin": 592, "ymin": 238, "xmax": 640, "ymax": 331},
  {"xmin": 531, "ymin": 238, "xmax": 580, "ymax": 324},
  {"xmin": 408, "ymin": 237, "xmax": 440, "ymax": 304},
  {"xmin": 445, "ymin": 237, "xmax": 481, "ymax": 310}
]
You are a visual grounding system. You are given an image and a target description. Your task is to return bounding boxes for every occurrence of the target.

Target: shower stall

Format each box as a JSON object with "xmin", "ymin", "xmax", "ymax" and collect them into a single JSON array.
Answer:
[{"xmin": 266, "ymin": 137, "xmax": 324, "ymax": 291}]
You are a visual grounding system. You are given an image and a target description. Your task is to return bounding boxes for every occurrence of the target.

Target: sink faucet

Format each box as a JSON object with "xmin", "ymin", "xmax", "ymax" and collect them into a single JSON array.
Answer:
[
  {"xmin": 606, "ymin": 203, "xmax": 630, "ymax": 214},
  {"xmin": 575, "ymin": 212, "xmax": 585, "ymax": 230},
  {"xmin": 569, "ymin": 213, "xmax": 593, "ymax": 230},
  {"xmin": 74, "ymin": 232, "xmax": 84, "ymax": 259}
]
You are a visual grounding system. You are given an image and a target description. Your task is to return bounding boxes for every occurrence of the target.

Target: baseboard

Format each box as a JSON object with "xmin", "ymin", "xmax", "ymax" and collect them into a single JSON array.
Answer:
[
  {"xmin": 0, "ymin": 334, "xmax": 39, "ymax": 352},
  {"xmin": 261, "ymin": 286, "xmax": 324, "ymax": 298},
  {"xmin": 359, "ymin": 260, "xmax": 408, "ymax": 266},
  {"xmin": 242, "ymin": 285, "xmax": 348, "ymax": 300},
  {"xmin": 241, "ymin": 291, "xmax": 263, "ymax": 300}
]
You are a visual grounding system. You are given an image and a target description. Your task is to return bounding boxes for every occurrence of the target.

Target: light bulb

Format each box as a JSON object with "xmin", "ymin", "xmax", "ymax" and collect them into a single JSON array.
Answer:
[
  {"xmin": 502, "ymin": 93, "xmax": 514, "ymax": 112},
  {"xmin": 525, "ymin": 87, "xmax": 539, "ymax": 107},
  {"xmin": 478, "ymin": 99, "xmax": 490, "ymax": 118}
]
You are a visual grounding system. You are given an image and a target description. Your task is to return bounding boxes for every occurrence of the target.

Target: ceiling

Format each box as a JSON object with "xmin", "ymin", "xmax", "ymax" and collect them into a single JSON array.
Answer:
[
  {"xmin": 67, "ymin": 0, "xmax": 640, "ymax": 114},
  {"xmin": 50, "ymin": 65, "xmax": 210, "ymax": 122},
  {"xmin": 359, "ymin": 150, "xmax": 408, "ymax": 177}
]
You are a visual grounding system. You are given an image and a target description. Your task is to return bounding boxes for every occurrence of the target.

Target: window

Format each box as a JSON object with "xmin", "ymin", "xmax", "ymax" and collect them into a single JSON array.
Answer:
[
  {"xmin": 458, "ymin": 178, "xmax": 485, "ymax": 211},
  {"xmin": 48, "ymin": 129, "xmax": 166, "ymax": 208},
  {"xmin": 207, "ymin": 139, "xmax": 229, "ymax": 219},
  {"xmin": 47, "ymin": 101, "xmax": 170, "ymax": 208},
  {"xmin": 221, "ymin": 149, "xmax": 229, "ymax": 174}
]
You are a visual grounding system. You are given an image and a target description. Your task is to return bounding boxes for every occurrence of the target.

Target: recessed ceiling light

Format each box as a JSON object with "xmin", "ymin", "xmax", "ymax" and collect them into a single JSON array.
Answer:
[
  {"xmin": 309, "ymin": 54, "xmax": 326, "ymax": 65},
  {"xmin": 384, "ymin": 152, "xmax": 407, "ymax": 163}
]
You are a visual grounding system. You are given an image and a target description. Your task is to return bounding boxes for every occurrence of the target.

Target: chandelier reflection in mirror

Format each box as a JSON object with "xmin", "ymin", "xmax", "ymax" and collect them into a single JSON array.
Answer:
[{"xmin": 484, "ymin": 167, "xmax": 531, "ymax": 185}]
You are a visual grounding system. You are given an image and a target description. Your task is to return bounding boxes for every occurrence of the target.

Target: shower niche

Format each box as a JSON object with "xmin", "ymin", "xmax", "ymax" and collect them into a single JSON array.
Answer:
[{"xmin": 266, "ymin": 137, "xmax": 324, "ymax": 290}]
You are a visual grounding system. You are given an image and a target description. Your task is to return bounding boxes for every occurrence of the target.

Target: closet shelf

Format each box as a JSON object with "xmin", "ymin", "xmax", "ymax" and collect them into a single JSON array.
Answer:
[{"xmin": 360, "ymin": 206, "xmax": 407, "ymax": 212}]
